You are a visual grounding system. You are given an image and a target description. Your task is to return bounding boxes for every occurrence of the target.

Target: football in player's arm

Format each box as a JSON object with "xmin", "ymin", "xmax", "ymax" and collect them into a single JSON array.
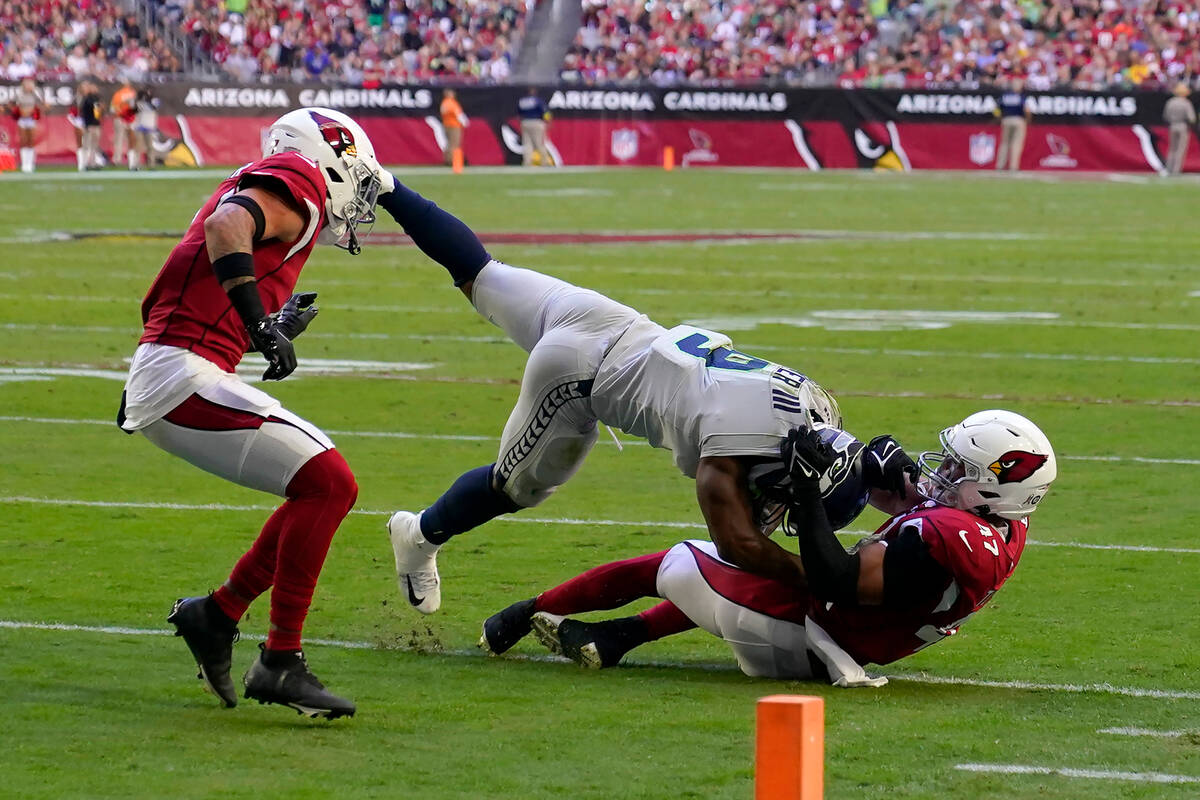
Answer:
[{"xmin": 477, "ymin": 411, "xmax": 1056, "ymax": 687}]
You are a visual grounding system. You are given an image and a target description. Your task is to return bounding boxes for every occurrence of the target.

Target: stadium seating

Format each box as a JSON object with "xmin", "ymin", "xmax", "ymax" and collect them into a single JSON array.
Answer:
[
  {"xmin": 5, "ymin": 0, "xmax": 1196, "ymax": 89},
  {"xmin": 0, "ymin": 1, "xmax": 181, "ymax": 81},
  {"xmin": 161, "ymin": 0, "xmax": 531, "ymax": 84},
  {"xmin": 562, "ymin": 0, "xmax": 1200, "ymax": 89}
]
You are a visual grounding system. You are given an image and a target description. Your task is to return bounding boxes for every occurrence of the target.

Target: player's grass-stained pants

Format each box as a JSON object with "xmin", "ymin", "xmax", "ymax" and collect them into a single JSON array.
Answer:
[{"xmin": 470, "ymin": 261, "xmax": 641, "ymax": 508}]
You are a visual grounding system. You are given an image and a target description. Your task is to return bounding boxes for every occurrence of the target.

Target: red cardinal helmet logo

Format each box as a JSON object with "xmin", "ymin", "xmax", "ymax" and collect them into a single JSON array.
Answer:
[
  {"xmin": 987, "ymin": 450, "xmax": 1048, "ymax": 484},
  {"xmin": 309, "ymin": 111, "xmax": 357, "ymax": 158}
]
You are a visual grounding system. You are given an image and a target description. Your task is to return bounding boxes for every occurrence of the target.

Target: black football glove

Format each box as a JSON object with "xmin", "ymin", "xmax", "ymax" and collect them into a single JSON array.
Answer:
[
  {"xmin": 270, "ymin": 292, "xmax": 319, "ymax": 340},
  {"xmin": 862, "ymin": 434, "xmax": 918, "ymax": 497},
  {"xmin": 246, "ymin": 317, "xmax": 297, "ymax": 381},
  {"xmin": 781, "ymin": 425, "xmax": 836, "ymax": 488}
]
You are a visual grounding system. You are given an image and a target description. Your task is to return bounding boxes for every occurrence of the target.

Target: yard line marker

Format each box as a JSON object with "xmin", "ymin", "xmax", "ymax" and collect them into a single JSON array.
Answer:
[
  {"xmin": 1098, "ymin": 727, "xmax": 1188, "ymax": 738},
  {"xmin": 10, "ymin": 321, "xmax": 1200, "ymax": 364},
  {"xmin": 890, "ymin": 673, "xmax": 1200, "ymax": 700},
  {"xmin": 954, "ymin": 763, "xmax": 1200, "ymax": 784},
  {"xmin": 4, "ymin": 618, "xmax": 1200, "ymax": 701},
  {"xmin": 2, "ymin": 495, "xmax": 1199, "ymax": 554},
  {"xmin": 0, "ymin": 620, "xmax": 373, "ymax": 650},
  {"xmin": 5, "ymin": 416, "xmax": 1200, "ymax": 467}
]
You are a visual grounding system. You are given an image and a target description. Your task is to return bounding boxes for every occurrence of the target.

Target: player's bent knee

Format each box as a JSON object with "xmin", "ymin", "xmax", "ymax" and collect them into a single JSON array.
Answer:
[
  {"xmin": 288, "ymin": 449, "xmax": 358, "ymax": 511},
  {"xmin": 500, "ymin": 477, "xmax": 552, "ymax": 509}
]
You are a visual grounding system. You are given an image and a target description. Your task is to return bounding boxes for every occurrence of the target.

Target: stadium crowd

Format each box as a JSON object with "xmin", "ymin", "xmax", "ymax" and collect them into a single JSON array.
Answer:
[
  {"xmin": 5, "ymin": 0, "xmax": 1200, "ymax": 90},
  {"xmin": 0, "ymin": 1, "xmax": 182, "ymax": 82},
  {"xmin": 155, "ymin": 0, "xmax": 530, "ymax": 84},
  {"xmin": 562, "ymin": 0, "xmax": 1200, "ymax": 89}
]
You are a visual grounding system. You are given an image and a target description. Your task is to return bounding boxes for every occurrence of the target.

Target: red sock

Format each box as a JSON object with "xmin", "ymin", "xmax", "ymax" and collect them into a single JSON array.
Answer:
[
  {"xmin": 535, "ymin": 550, "xmax": 668, "ymax": 615},
  {"xmin": 263, "ymin": 449, "xmax": 358, "ymax": 652},
  {"xmin": 637, "ymin": 600, "xmax": 697, "ymax": 640},
  {"xmin": 212, "ymin": 504, "xmax": 287, "ymax": 622}
]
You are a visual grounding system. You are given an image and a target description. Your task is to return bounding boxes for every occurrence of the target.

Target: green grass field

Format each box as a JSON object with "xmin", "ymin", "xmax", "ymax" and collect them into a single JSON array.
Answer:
[{"xmin": 1, "ymin": 167, "xmax": 1198, "ymax": 799}]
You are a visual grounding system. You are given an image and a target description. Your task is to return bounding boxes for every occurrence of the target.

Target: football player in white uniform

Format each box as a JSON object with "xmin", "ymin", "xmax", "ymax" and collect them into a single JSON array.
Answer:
[{"xmin": 373, "ymin": 178, "xmax": 921, "ymax": 615}]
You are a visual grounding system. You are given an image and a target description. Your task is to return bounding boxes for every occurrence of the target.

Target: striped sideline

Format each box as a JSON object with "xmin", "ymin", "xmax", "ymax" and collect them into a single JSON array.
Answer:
[
  {"xmin": 3, "ymin": 415, "xmax": 1200, "ymax": 468},
  {"xmin": 3, "ymin": 495, "xmax": 1199, "ymax": 555},
  {"xmin": 4, "ymin": 619, "xmax": 1199, "ymax": 702},
  {"xmin": 954, "ymin": 763, "xmax": 1200, "ymax": 785}
]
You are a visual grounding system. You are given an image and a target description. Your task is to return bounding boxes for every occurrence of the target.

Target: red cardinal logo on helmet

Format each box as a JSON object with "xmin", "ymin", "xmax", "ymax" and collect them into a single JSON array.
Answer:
[
  {"xmin": 309, "ymin": 111, "xmax": 357, "ymax": 158},
  {"xmin": 988, "ymin": 450, "xmax": 1048, "ymax": 484}
]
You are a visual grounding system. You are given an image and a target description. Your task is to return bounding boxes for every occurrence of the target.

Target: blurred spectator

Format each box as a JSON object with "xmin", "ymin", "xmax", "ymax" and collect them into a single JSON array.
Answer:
[
  {"xmin": 517, "ymin": 86, "xmax": 551, "ymax": 166},
  {"xmin": 132, "ymin": 85, "xmax": 162, "ymax": 169},
  {"xmin": 1164, "ymin": 82, "xmax": 1196, "ymax": 175},
  {"xmin": 440, "ymin": 87, "xmax": 467, "ymax": 165},
  {"xmin": 994, "ymin": 76, "xmax": 1032, "ymax": 171},
  {"xmin": 110, "ymin": 80, "xmax": 136, "ymax": 166}
]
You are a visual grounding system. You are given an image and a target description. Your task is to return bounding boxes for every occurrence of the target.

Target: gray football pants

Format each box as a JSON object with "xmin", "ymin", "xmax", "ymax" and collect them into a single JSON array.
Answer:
[{"xmin": 470, "ymin": 261, "xmax": 639, "ymax": 507}]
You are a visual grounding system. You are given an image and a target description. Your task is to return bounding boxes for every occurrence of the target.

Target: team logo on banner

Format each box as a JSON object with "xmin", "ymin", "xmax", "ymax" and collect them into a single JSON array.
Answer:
[
  {"xmin": 1039, "ymin": 133, "xmax": 1078, "ymax": 168},
  {"xmin": 611, "ymin": 128, "xmax": 638, "ymax": 161},
  {"xmin": 682, "ymin": 128, "xmax": 719, "ymax": 166},
  {"xmin": 969, "ymin": 132, "xmax": 996, "ymax": 165}
]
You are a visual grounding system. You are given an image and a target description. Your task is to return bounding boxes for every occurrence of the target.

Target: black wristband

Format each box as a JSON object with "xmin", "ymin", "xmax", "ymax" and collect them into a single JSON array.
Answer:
[
  {"xmin": 212, "ymin": 251, "xmax": 256, "ymax": 284},
  {"xmin": 225, "ymin": 280, "xmax": 267, "ymax": 327},
  {"xmin": 222, "ymin": 194, "xmax": 267, "ymax": 242}
]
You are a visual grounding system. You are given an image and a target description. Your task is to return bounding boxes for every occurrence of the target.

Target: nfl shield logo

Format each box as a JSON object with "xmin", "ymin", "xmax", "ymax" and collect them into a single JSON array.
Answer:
[
  {"xmin": 969, "ymin": 132, "xmax": 996, "ymax": 166},
  {"xmin": 611, "ymin": 128, "xmax": 638, "ymax": 161}
]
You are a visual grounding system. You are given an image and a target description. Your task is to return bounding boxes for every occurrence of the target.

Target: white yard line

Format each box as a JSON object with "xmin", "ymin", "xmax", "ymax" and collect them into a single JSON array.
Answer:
[
  {"xmin": 1098, "ymin": 727, "xmax": 1189, "ymax": 738},
  {"xmin": 3, "ymin": 618, "xmax": 1199, "ymax": 702},
  {"xmin": 893, "ymin": 673, "xmax": 1200, "ymax": 700},
  {"xmin": 4, "ymin": 415, "xmax": 1200, "ymax": 467},
  {"xmin": 954, "ymin": 763, "xmax": 1200, "ymax": 784},
  {"xmin": 2, "ymin": 495, "xmax": 1198, "ymax": 554}
]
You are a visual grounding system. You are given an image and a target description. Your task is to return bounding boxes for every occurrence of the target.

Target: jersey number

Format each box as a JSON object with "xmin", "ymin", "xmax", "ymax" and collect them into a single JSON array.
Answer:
[{"xmin": 675, "ymin": 332, "xmax": 769, "ymax": 372}]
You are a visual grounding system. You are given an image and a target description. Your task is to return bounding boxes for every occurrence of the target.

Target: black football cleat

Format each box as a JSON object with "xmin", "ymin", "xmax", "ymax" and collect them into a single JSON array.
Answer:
[
  {"xmin": 167, "ymin": 595, "xmax": 240, "ymax": 708},
  {"xmin": 530, "ymin": 612, "xmax": 647, "ymax": 669},
  {"xmin": 479, "ymin": 597, "xmax": 537, "ymax": 655},
  {"xmin": 243, "ymin": 644, "xmax": 356, "ymax": 719}
]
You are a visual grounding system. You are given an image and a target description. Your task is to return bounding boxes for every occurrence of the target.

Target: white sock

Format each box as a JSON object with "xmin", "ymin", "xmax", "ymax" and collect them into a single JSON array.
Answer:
[
  {"xmin": 20, "ymin": 147, "xmax": 33, "ymax": 172},
  {"xmin": 128, "ymin": 150, "xmax": 138, "ymax": 170},
  {"xmin": 77, "ymin": 149, "xmax": 86, "ymax": 170}
]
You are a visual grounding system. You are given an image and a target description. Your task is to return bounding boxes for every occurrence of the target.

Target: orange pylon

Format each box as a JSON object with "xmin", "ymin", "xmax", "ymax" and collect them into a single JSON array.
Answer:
[{"xmin": 755, "ymin": 695, "xmax": 824, "ymax": 800}]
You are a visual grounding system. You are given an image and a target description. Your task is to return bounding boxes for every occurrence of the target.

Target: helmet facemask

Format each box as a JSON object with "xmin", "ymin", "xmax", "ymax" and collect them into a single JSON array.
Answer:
[{"xmin": 325, "ymin": 158, "xmax": 381, "ymax": 256}]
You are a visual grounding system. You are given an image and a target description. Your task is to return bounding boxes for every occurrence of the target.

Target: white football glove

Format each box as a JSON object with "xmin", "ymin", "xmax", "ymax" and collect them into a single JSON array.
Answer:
[{"xmin": 376, "ymin": 166, "xmax": 396, "ymax": 195}]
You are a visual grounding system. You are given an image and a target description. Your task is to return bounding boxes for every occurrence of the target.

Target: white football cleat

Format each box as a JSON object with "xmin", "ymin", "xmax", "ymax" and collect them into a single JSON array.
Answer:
[{"xmin": 387, "ymin": 510, "xmax": 442, "ymax": 614}]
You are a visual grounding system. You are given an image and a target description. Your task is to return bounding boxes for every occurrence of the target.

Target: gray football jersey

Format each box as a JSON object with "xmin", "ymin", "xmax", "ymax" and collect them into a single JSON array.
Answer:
[{"xmin": 592, "ymin": 322, "xmax": 841, "ymax": 478}]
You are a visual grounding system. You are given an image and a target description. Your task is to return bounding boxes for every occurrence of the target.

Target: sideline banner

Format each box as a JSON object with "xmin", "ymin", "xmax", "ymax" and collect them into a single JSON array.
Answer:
[{"xmin": 1, "ymin": 82, "xmax": 1193, "ymax": 172}]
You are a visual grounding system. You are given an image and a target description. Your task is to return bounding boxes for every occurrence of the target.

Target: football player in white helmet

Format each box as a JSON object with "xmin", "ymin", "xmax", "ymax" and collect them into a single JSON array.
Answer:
[
  {"xmin": 477, "ymin": 412, "xmax": 1055, "ymax": 688},
  {"xmin": 916, "ymin": 409, "xmax": 1056, "ymax": 520},
  {"xmin": 120, "ymin": 107, "xmax": 385, "ymax": 718},
  {"xmin": 262, "ymin": 107, "xmax": 385, "ymax": 255}
]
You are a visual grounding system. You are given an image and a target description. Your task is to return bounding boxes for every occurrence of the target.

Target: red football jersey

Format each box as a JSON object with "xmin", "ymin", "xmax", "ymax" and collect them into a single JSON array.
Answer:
[
  {"xmin": 139, "ymin": 152, "xmax": 327, "ymax": 372},
  {"xmin": 810, "ymin": 503, "xmax": 1028, "ymax": 666}
]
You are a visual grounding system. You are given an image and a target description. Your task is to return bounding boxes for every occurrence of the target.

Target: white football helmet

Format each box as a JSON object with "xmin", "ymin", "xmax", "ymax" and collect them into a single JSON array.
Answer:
[
  {"xmin": 262, "ymin": 107, "xmax": 382, "ymax": 254},
  {"xmin": 917, "ymin": 409, "xmax": 1056, "ymax": 520}
]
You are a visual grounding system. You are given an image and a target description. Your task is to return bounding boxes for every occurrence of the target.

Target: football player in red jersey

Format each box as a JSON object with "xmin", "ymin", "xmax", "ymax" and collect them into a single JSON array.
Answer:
[
  {"xmin": 478, "ymin": 411, "xmax": 1056, "ymax": 687},
  {"xmin": 118, "ymin": 107, "xmax": 385, "ymax": 718}
]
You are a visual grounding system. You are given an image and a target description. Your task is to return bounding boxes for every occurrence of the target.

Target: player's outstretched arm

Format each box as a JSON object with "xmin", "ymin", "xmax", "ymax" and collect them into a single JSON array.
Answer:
[
  {"xmin": 696, "ymin": 456, "xmax": 807, "ymax": 586},
  {"xmin": 204, "ymin": 185, "xmax": 306, "ymax": 380},
  {"xmin": 375, "ymin": 172, "xmax": 490, "ymax": 294}
]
